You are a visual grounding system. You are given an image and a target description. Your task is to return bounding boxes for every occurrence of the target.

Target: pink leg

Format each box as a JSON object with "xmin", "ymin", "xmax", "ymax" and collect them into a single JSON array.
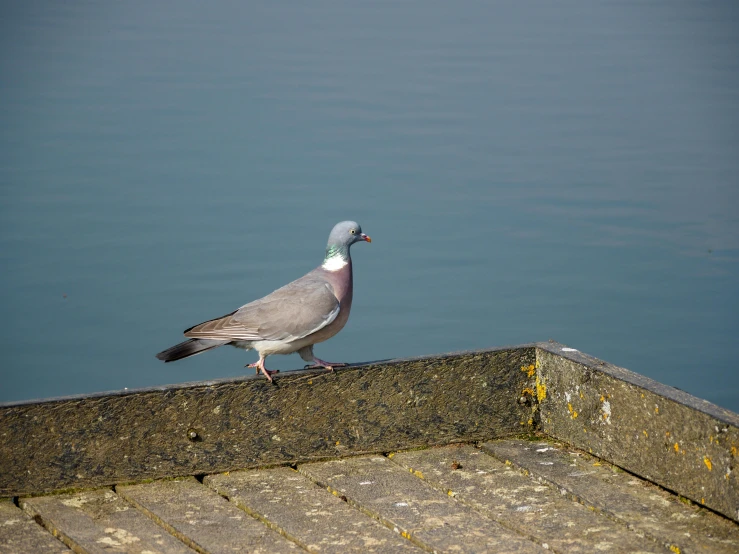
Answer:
[
  {"xmin": 246, "ymin": 356, "xmax": 279, "ymax": 382},
  {"xmin": 304, "ymin": 357, "xmax": 347, "ymax": 371}
]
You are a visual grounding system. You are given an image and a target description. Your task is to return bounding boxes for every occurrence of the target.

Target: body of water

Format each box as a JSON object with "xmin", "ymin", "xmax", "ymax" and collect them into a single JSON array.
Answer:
[{"xmin": 1, "ymin": 1, "xmax": 738, "ymax": 411}]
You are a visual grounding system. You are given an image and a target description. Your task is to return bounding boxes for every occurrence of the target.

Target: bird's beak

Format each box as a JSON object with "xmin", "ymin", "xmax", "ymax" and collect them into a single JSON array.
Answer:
[{"xmin": 360, "ymin": 233, "xmax": 371, "ymax": 243}]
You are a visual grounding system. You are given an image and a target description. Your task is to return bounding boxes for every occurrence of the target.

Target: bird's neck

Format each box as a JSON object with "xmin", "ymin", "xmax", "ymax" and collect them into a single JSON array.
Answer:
[{"xmin": 322, "ymin": 244, "xmax": 350, "ymax": 271}]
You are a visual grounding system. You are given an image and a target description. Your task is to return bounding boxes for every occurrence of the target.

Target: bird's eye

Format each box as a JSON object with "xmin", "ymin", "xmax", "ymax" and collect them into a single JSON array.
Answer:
[{"xmin": 350, "ymin": 229, "xmax": 356, "ymax": 234}]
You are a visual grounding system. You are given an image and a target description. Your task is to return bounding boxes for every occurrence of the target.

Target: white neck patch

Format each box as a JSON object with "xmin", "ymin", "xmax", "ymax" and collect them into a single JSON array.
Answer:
[{"xmin": 322, "ymin": 254, "xmax": 348, "ymax": 271}]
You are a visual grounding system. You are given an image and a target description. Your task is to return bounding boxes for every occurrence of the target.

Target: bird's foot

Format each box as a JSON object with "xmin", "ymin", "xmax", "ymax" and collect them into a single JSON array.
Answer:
[
  {"xmin": 304, "ymin": 358, "xmax": 347, "ymax": 371},
  {"xmin": 246, "ymin": 359, "xmax": 279, "ymax": 382}
]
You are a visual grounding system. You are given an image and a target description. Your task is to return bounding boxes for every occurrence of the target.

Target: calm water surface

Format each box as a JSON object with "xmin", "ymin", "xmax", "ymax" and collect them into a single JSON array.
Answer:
[{"xmin": 1, "ymin": 1, "xmax": 738, "ymax": 410}]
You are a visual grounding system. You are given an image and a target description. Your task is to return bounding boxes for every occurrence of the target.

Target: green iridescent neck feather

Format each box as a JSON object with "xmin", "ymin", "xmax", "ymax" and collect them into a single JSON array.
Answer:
[
  {"xmin": 324, "ymin": 244, "xmax": 349, "ymax": 262},
  {"xmin": 322, "ymin": 243, "xmax": 350, "ymax": 270}
]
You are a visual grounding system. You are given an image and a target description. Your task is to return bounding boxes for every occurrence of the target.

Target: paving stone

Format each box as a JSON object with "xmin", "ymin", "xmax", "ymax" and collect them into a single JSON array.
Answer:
[
  {"xmin": 118, "ymin": 477, "xmax": 300, "ymax": 553},
  {"xmin": 0, "ymin": 499, "xmax": 69, "ymax": 553},
  {"xmin": 390, "ymin": 444, "xmax": 666, "ymax": 553},
  {"xmin": 483, "ymin": 439, "xmax": 739, "ymax": 554},
  {"xmin": 206, "ymin": 466, "xmax": 420, "ymax": 553},
  {"xmin": 299, "ymin": 455, "xmax": 545, "ymax": 553},
  {"xmin": 21, "ymin": 488, "xmax": 192, "ymax": 554}
]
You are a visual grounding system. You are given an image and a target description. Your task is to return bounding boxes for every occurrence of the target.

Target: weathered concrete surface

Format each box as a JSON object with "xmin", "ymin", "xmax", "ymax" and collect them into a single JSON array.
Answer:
[
  {"xmin": 389, "ymin": 444, "xmax": 666, "ymax": 553},
  {"xmin": 206, "ymin": 467, "xmax": 421, "ymax": 553},
  {"xmin": 534, "ymin": 342, "xmax": 739, "ymax": 521},
  {"xmin": 21, "ymin": 488, "xmax": 191, "ymax": 554},
  {"xmin": 0, "ymin": 347, "xmax": 535, "ymax": 497},
  {"xmin": 117, "ymin": 477, "xmax": 299, "ymax": 553},
  {"xmin": 299, "ymin": 455, "xmax": 545, "ymax": 553},
  {"xmin": 0, "ymin": 500, "xmax": 69, "ymax": 553},
  {"xmin": 483, "ymin": 438, "xmax": 739, "ymax": 554},
  {"xmin": 7, "ymin": 441, "xmax": 739, "ymax": 554}
]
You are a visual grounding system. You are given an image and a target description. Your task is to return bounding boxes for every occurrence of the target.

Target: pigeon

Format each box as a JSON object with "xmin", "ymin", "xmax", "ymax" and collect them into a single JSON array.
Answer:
[{"xmin": 156, "ymin": 221, "xmax": 371, "ymax": 381}]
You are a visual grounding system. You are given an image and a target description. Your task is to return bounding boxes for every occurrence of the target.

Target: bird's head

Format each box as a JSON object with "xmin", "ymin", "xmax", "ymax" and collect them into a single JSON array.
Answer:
[
  {"xmin": 328, "ymin": 221, "xmax": 371, "ymax": 248},
  {"xmin": 322, "ymin": 221, "xmax": 370, "ymax": 270}
]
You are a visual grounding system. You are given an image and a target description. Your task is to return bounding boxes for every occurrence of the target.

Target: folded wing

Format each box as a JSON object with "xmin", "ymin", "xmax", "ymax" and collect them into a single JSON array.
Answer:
[{"xmin": 184, "ymin": 279, "xmax": 340, "ymax": 343}]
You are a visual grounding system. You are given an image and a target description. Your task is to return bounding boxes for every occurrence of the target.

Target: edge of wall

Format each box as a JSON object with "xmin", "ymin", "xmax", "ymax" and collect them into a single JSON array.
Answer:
[{"xmin": 536, "ymin": 341, "xmax": 738, "ymax": 522}]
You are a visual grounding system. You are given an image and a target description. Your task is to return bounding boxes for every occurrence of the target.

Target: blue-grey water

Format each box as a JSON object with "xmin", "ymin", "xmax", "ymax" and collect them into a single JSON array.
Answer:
[{"xmin": 1, "ymin": 1, "xmax": 738, "ymax": 411}]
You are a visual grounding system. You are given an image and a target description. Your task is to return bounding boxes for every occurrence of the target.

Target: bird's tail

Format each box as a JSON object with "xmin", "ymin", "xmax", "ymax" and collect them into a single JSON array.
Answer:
[{"xmin": 156, "ymin": 338, "xmax": 228, "ymax": 362}]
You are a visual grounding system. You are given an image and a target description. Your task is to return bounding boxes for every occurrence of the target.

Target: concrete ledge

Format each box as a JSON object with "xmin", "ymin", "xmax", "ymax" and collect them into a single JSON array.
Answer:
[
  {"xmin": 0, "ymin": 346, "xmax": 535, "ymax": 497},
  {"xmin": 535, "ymin": 341, "xmax": 739, "ymax": 522},
  {"xmin": 3, "ymin": 341, "xmax": 737, "ymax": 524}
]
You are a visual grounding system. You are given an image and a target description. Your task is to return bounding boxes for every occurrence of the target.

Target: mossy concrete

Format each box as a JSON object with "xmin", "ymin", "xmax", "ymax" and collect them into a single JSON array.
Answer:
[
  {"xmin": 5, "ymin": 440, "xmax": 738, "ymax": 553},
  {"xmin": 390, "ymin": 444, "xmax": 664, "ymax": 553},
  {"xmin": 3, "ymin": 340, "xmax": 737, "ymax": 527},
  {"xmin": 0, "ymin": 500, "xmax": 69, "ymax": 553},
  {"xmin": 0, "ymin": 347, "xmax": 535, "ymax": 497},
  {"xmin": 298, "ymin": 455, "xmax": 545, "ymax": 552},
  {"xmin": 534, "ymin": 342, "xmax": 739, "ymax": 522},
  {"xmin": 483, "ymin": 438, "xmax": 739, "ymax": 554},
  {"xmin": 117, "ymin": 477, "xmax": 299, "ymax": 553},
  {"xmin": 21, "ymin": 488, "xmax": 190, "ymax": 553},
  {"xmin": 206, "ymin": 467, "xmax": 420, "ymax": 552}
]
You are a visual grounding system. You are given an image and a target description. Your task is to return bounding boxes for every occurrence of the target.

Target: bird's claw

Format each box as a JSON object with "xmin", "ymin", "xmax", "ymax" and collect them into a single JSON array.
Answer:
[{"xmin": 245, "ymin": 361, "xmax": 279, "ymax": 382}]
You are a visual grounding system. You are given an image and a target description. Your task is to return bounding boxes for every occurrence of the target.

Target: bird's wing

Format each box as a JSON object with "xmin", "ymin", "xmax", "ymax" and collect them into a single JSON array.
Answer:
[{"xmin": 183, "ymin": 277, "xmax": 340, "ymax": 343}]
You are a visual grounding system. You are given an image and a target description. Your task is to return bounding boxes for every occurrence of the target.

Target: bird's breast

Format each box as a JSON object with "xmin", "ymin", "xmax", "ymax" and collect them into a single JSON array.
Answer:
[{"xmin": 308, "ymin": 264, "xmax": 354, "ymax": 344}]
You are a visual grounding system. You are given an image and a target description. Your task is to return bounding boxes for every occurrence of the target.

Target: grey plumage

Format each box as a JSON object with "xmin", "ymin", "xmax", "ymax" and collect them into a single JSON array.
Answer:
[{"xmin": 156, "ymin": 221, "xmax": 371, "ymax": 381}]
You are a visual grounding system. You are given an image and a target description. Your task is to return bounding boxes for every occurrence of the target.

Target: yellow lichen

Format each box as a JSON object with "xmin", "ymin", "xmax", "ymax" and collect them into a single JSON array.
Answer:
[
  {"xmin": 527, "ymin": 418, "xmax": 534, "ymax": 426},
  {"xmin": 566, "ymin": 402, "xmax": 579, "ymax": 419},
  {"xmin": 401, "ymin": 531, "xmax": 412, "ymax": 539},
  {"xmin": 535, "ymin": 376, "xmax": 547, "ymax": 402},
  {"xmin": 643, "ymin": 430, "xmax": 648, "ymax": 438},
  {"xmin": 521, "ymin": 364, "xmax": 535, "ymax": 377},
  {"xmin": 665, "ymin": 431, "xmax": 670, "ymax": 437},
  {"xmin": 410, "ymin": 468, "xmax": 424, "ymax": 479},
  {"xmin": 579, "ymin": 390, "xmax": 584, "ymax": 399},
  {"xmin": 654, "ymin": 406, "xmax": 659, "ymax": 414},
  {"xmin": 593, "ymin": 462, "xmax": 601, "ymax": 466},
  {"xmin": 674, "ymin": 443, "xmax": 680, "ymax": 453},
  {"xmin": 732, "ymin": 446, "xmax": 738, "ymax": 457},
  {"xmin": 704, "ymin": 456, "xmax": 712, "ymax": 471},
  {"xmin": 669, "ymin": 545, "xmax": 681, "ymax": 554},
  {"xmin": 535, "ymin": 359, "xmax": 541, "ymax": 369},
  {"xmin": 521, "ymin": 387, "xmax": 535, "ymax": 397},
  {"xmin": 600, "ymin": 395, "xmax": 605, "ymax": 402}
]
